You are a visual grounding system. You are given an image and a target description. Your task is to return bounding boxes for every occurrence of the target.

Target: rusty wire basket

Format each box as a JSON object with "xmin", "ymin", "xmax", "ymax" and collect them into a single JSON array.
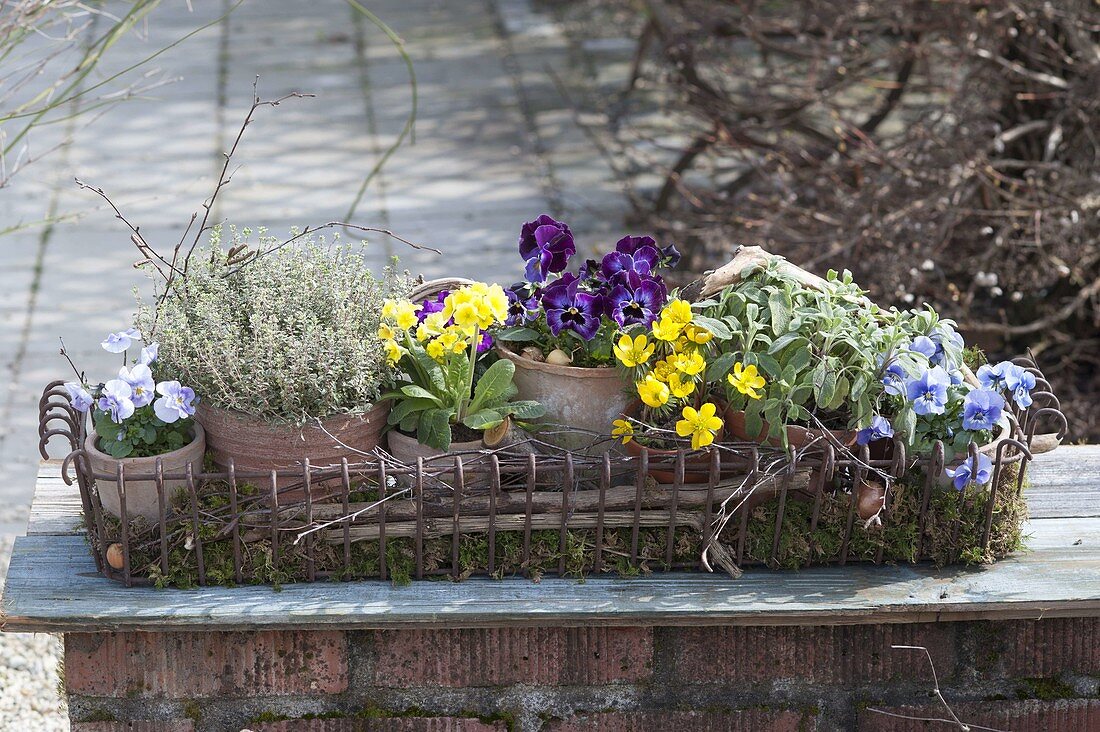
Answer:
[{"xmin": 39, "ymin": 357, "xmax": 1067, "ymax": 588}]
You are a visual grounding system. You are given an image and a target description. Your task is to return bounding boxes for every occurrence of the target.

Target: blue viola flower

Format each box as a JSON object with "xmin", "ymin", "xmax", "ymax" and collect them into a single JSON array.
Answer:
[
  {"xmin": 519, "ymin": 215, "xmax": 575, "ymax": 283},
  {"xmin": 139, "ymin": 342, "xmax": 159, "ymax": 366},
  {"xmin": 945, "ymin": 453, "xmax": 993, "ymax": 491},
  {"xmin": 909, "ymin": 336, "xmax": 938, "ymax": 362},
  {"xmin": 101, "ymin": 327, "xmax": 141, "ymax": 354},
  {"xmin": 961, "ymin": 388, "xmax": 1004, "ymax": 431},
  {"xmin": 154, "ymin": 381, "xmax": 197, "ymax": 424},
  {"xmin": 880, "ymin": 359, "xmax": 907, "ymax": 396},
  {"xmin": 976, "ymin": 361, "xmax": 1010, "ymax": 390},
  {"xmin": 607, "ymin": 277, "xmax": 665, "ymax": 328},
  {"xmin": 857, "ymin": 415, "xmax": 894, "ymax": 446},
  {"xmin": 930, "ymin": 323, "xmax": 964, "ymax": 367},
  {"xmin": 63, "ymin": 382, "xmax": 94, "ymax": 413},
  {"xmin": 98, "ymin": 379, "xmax": 136, "ymax": 424},
  {"xmin": 541, "ymin": 273, "xmax": 603, "ymax": 340},
  {"xmin": 118, "ymin": 364, "xmax": 156, "ymax": 408},
  {"xmin": 1003, "ymin": 364, "xmax": 1036, "ymax": 409},
  {"xmin": 505, "ymin": 287, "xmax": 540, "ymax": 326},
  {"xmin": 906, "ymin": 366, "xmax": 951, "ymax": 415}
]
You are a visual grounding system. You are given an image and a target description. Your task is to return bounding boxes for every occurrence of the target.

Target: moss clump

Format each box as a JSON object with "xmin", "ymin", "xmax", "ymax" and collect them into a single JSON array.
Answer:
[
  {"xmin": 92, "ymin": 460, "xmax": 1027, "ymax": 587},
  {"xmin": 1016, "ymin": 676, "xmax": 1078, "ymax": 701}
]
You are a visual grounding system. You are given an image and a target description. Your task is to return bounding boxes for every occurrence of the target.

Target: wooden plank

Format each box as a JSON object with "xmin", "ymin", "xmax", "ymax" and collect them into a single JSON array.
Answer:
[
  {"xmin": 24, "ymin": 445, "xmax": 1099, "ymax": 537},
  {"xmin": 2, "ymin": 516, "xmax": 1097, "ymax": 633}
]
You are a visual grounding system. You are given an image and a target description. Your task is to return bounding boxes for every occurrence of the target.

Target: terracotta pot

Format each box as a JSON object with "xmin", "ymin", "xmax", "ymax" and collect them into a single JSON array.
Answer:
[
  {"xmin": 622, "ymin": 400, "xmax": 726, "ymax": 483},
  {"xmin": 85, "ymin": 424, "xmax": 206, "ymax": 523},
  {"xmin": 724, "ymin": 409, "xmax": 858, "ymax": 450},
  {"xmin": 386, "ymin": 429, "xmax": 484, "ymax": 486},
  {"xmin": 196, "ymin": 401, "xmax": 390, "ymax": 480},
  {"xmin": 496, "ymin": 346, "xmax": 630, "ymax": 453}
]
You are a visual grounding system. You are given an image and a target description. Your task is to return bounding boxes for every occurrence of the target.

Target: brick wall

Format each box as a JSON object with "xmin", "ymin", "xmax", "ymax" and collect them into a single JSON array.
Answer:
[{"xmin": 65, "ymin": 618, "xmax": 1100, "ymax": 732}]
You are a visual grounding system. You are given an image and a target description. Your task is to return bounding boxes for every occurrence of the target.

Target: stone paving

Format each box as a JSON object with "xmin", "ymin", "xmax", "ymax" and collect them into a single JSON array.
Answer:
[{"xmin": 0, "ymin": 0, "xmax": 636, "ymax": 726}]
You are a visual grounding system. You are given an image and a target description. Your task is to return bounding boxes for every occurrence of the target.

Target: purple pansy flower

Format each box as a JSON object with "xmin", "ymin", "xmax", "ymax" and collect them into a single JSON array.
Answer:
[
  {"xmin": 961, "ymin": 388, "xmax": 1004, "ymax": 431},
  {"xmin": 154, "ymin": 381, "xmax": 197, "ymax": 424},
  {"xmin": 600, "ymin": 247, "xmax": 659, "ymax": 280},
  {"xmin": 118, "ymin": 364, "xmax": 156, "ymax": 408},
  {"xmin": 476, "ymin": 331, "xmax": 494, "ymax": 353},
  {"xmin": 98, "ymin": 379, "xmax": 135, "ymax": 424},
  {"xmin": 519, "ymin": 215, "xmax": 575, "ymax": 283},
  {"xmin": 906, "ymin": 366, "xmax": 952, "ymax": 416},
  {"xmin": 1004, "ymin": 364, "xmax": 1036, "ymax": 409},
  {"xmin": 505, "ymin": 287, "xmax": 540, "ymax": 326},
  {"xmin": 607, "ymin": 278, "xmax": 665, "ymax": 327},
  {"xmin": 945, "ymin": 453, "xmax": 994, "ymax": 491},
  {"xmin": 139, "ymin": 342, "xmax": 159, "ymax": 366},
  {"xmin": 541, "ymin": 274, "xmax": 603, "ymax": 340},
  {"xmin": 63, "ymin": 382, "xmax": 94, "ymax": 413},
  {"xmin": 417, "ymin": 291, "xmax": 449, "ymax": 322},
  {"xmin": 857, "ymin": 415, "xmax": 895, "ymax": 446},
  {"xmin": 101, "ymin": 328, "xmax": 141, "ymax": 354},
  {"xmin": 614, "ymin": 235, "xmax": 657, "ymax": 255}
]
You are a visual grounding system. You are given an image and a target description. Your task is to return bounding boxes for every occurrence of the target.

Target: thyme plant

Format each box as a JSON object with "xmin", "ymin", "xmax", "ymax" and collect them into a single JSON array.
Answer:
[{"xmin": 140, "ymin": 225, "xmax": 410, "ymax": 425}]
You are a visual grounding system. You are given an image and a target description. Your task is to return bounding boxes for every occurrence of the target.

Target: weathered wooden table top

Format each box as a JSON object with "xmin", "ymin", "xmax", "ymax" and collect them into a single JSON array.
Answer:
[{"xmin": 2, "ymin": 446, "xmax": 1098, "ymax": 633}]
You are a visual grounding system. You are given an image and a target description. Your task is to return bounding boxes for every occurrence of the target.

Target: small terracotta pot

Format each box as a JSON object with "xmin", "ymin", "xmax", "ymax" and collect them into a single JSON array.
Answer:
[
  {"xmin": 386, "ymin": 428, "xmax": 484, "ymax": 485},
  {"xmin": 497, "ymin": 346, "xmax": 629, "ymax": 453},
  {"xmin": 622, "ymin": 400, "xmax": 726, "ymax": 483},
  {"xmin": 196, "ymin": 401, "xmax": 390, "ymax": 481},
  {"xmin": 724, "ymin": 409, "xmax": 858, "ymax": 450},
  {"xmin": 85, "ymin": 423, "xmax": 206, "ymax": 523}
]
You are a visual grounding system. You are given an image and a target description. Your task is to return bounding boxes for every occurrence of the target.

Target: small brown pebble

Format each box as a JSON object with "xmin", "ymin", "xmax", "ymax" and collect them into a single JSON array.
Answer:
[
  {"xmin": 520, "ymin": 346, "xmax": 545, "ymax": 362},
  {"xmin": 106, "ymin": 543, "xmax": 125, "ymax": 570},
  {"xmin": 856, "ymin": 479, "xmax": 886, "ymax": 521}
]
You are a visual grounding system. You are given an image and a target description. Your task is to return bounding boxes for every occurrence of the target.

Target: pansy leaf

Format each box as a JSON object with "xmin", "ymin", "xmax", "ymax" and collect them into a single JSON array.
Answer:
[{"xmin": 494, "ymin": 326, "xmax": 540, "ymax": 342}]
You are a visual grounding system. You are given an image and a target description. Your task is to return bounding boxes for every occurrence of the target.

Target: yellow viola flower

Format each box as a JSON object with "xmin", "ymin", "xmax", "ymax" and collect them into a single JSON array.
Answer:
[
  {"xmin": 667, "ymin": 372, "xmax": 695, "ymax": 399},
  {"xmin": 651, "ymin": 358, "xmax": 676, "ymax": 383},
  {"xmin": 636, "ymin": 374, "xmax": 670, "ymax": 408},
  {"xmin": 671, "ymin": 350, "xmax": 706, "ymax": 377},
  {"xmin": 662, "ymin": 299, "xmax": 693, "ymax": 329},
  {"xmin": 676, "ymin": 402, "xmax": 724, "ymax": 450},
  {"xmin": 611, "ymin": 418, "xmax": 634, "ymax": 445},
  {"xmin": 728, "ymin": 362, "xmax": 766, "ymax": 399},
  {"xmin": 614, "ymin": 333, "xmax": 655, "ymax": 368},
  {"xmin": 652, "ymin": 316, "xmax": 684, "ymax": 342},
  {"xmin": 684, "ymin": 323, "xmax": 713, "ymax": 344}
]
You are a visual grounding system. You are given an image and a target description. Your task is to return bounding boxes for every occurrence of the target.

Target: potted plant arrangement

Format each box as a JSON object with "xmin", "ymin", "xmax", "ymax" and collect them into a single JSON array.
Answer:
[
  {"xmin": 140, "ymin": 225, "xmax": 409, "ymax": 478},
  {"xmin": 63, "ymin": 328, "xmax": 203, "ymax": 522},
  {"xmin": 492, "ymin": 214, "xmax": 681, "ymax": 449},
  {"xmin": 378, "ymin": 280, "xmax": 544, "ymax": 464}
]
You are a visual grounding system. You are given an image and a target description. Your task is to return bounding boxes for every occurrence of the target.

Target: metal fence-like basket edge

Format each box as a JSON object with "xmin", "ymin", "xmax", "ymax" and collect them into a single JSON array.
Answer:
[{"xmin": 39, "ymin": 356, "xmax": 1067, "ymax": 587}]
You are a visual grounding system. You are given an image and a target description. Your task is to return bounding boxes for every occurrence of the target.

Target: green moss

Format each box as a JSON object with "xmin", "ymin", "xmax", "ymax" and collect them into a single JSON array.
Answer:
[
  {"xmin": 102, "ymin": 460, "xmax": 1027, "ymax": 588},
  {"xmin": 183, "ymin": 700, "xmax": 202, "ymax": 722},
  {"xmin": 79, "ymin": 709, "xmax": 118, "ymax": 723},
  {"xmin": 1016, "ymin": 676, "xmax": 1078, "ymax": 701}
]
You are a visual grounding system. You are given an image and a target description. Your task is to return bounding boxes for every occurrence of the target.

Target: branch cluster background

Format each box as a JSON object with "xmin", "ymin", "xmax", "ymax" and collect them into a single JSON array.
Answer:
[{"xmin": 561, "ymin": 0, "xmax": 1100, "ymax": 441}]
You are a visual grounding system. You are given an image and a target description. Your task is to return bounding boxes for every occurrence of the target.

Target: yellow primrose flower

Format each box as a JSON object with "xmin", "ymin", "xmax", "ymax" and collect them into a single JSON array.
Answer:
[
  {"xmin": 386, "ymin": 300, "xmax": 418, "ymax": 330},
  {"xmin": 728, "ymin": 362, "xmax": 766, "ymax": 399},
  {"xmin": 382, "ymin": 299, "xmax": 398, "ymax": 320},
  {"xmin": 474, "ymin": 282, "xmax": 509, "ymax": 324},
  {"xmin": 426, "ymin": 338, "xmax": 447, "ymax": 362},
  {"xmin": 671, "ymin": 350, "xmax": 706, "ymax": 377},
  {"xmin": 684, "ymin": 323, "xmax": 713, "ymax": 344},
  {"xmin": 378, "ymin": 323, "xmax": 396, "ymax": 341},
  {"xmin": 667, "ymin": 372, "xmax": 695, "ymax": 399},
  {"xmin": 614, "ymin": 333, "xmax": 655, "ymax": 368},
  {"xmin": 384, "ymin": 339, "xmax": 403, "ymax": 366},
  {"xmin": 611, "ymin": 418, "xmax": 634, "ymax": 445},
  {"xmin": 416, "ymin": 311, "xmax": 448, "ymax": 342},
  {"xmin": 676, "ymin": 402, "xmax": 724, "ymax": 450},
  {"xmin": 636, "ymin": 374, "xmax": 670, "ymax": 408},
  {"xmin": 652, "ymin": 316, "xmax": 684, "ymax": 342}
]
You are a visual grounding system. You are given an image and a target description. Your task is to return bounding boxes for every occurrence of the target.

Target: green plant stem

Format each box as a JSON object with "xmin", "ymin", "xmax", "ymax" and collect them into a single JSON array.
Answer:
[{"xmin": 457, "ymin": 326, "xmax": 480, "ymax": 422}]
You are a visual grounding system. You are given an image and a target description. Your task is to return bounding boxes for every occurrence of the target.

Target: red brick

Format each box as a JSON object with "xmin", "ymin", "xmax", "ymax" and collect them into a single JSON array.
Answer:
[
  {"xmin": 979, "ymin": 618, "xmax": 1100, "ymax": 678},
  {"xmin": 670, "ymin": 623, "xmax": 955, "ymax": 685},
  {"xmin": 858, "ymin": 699, "xmax": 1100, "ymax": 731},
  {"xmin": 543, "ymin": 709, "xmax": 815, "ymax": 732},
  {"xmin": 248, "ymin": 720, "xmax": 505, "ymax": 731},
  {"xmin": 65, "ymin": 631, "xmax": 347, "ymax": 698},
  {"xmin": 365, "ymin": 627, "xmax": 652, "ymax": 687},
  {"xmin": 72, "ymin": 723, "xmax": 194, "ymax": 732}
]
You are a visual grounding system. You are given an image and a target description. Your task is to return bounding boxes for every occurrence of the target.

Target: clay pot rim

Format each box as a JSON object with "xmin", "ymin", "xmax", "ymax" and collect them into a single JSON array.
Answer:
[
  {"xmin": 85, "ymin": 422, "xmax": 205, "ymax": 464},
  {"xmin": 196, "ymin": 401, "xmax": 389, "ymax": 430},
  {"xmin": 724, "ymin": 407, "xmax": 858, "ymax": 448},
  {"xmin": 386, "ymin": 427, "xmax": 484, "ymax": 452},
  {"xmin": 496, "ymin": 345, "xmax": 623, "ymax": 378}
]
